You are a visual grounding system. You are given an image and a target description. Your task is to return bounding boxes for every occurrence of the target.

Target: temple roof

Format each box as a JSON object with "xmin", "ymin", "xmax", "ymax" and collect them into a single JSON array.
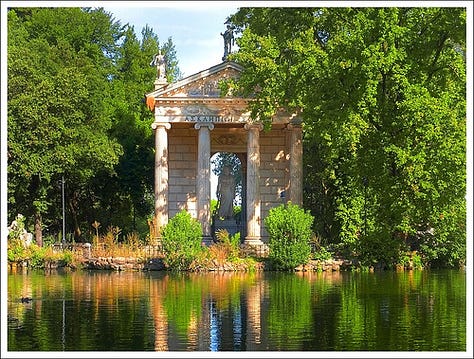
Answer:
[
  {"xmin": 146, "ymin": 60, "xmax": 299, "ymax": 125},
  {"xmin": 146, "ymin": 61, "xmax": 244, "ymax": 103}
]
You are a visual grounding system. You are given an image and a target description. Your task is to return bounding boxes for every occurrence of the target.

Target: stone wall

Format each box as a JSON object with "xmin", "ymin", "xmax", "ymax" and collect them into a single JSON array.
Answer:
[
  {"xmin": 259, "ymin": 125, "xmax": 289, "ymax": 241},
  {"xmin": 168, "ymin": 126, "xmax": 198, "ymax": 219}
]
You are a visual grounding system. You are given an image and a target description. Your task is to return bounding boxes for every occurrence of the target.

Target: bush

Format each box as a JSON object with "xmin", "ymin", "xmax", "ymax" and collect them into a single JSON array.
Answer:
[
  {"xmin": 312, "ymin": 246, "xmax": 332, "ymax": 261},
  {"xmin": 29, "ymin": 244, "xmax": 47, "ymax": 268},
  {"xmin": 265, "ymin": 202, "xmax": 314, "ymax": 270},
  {"xmin": 7, "ymin": 244, "xmax": 28, "ymax": 262},
  {"xmin": 160, "ymin": 210, "xmax": 204, "ymax": 270},
  {"xmin": 358, "ymin": 229, "xmax": 406, "ymax": 269}
]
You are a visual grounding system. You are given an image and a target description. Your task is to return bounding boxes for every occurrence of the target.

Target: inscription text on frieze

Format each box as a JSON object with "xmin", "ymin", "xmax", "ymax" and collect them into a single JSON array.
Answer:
[{"xmin": 185, "ymin": 115, "xmax": 241, "ymax": 123}]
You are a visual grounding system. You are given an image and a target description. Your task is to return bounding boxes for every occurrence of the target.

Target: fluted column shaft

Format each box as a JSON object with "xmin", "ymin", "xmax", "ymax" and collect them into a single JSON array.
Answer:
[
  {"xmin": 152, "ymin": 122, "xmax": 171, "ymax": 235},
  {"xmin": 245, "ymin": 123, "xmax": 263, "ymax": 245},
  {"xmin": 195, "ymin": 122, "xmax": 214, "ymax": 245}
]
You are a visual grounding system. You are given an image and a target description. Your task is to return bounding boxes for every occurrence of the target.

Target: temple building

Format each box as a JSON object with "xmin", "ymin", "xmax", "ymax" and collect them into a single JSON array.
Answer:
[{"xmin": 145, "ymin": 60, "xmax": 302, "ymax": 247}]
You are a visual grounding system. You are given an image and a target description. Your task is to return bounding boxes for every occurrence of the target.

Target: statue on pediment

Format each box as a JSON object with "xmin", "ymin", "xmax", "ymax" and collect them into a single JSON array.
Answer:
[
  {"xmin": 150, "ymin": 50, "xmax": 166, "ymax": 81},
  {"xmin": 221, "ymin": 24, "xmax": 234, "ymax": 61}
]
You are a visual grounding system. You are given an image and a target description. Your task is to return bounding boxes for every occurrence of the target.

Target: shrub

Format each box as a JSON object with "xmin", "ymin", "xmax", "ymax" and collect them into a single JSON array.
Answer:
[
  {"xmin": 160, "ymin": 210, "xmax": 204, "ymax": 270},
  {"xmin": 312, "ymin": 246, "xmax": 332, "ymax": 261},
  {"xmin": 30, "ymin": 245, "xmax": 47, "ymax": 268},
  {"xmin": 265, "ymin": 202, "xmax": 314, "ymax": 270},
  {"xmin": 399, "ymin": 251, "xmax": 424, "ymax": 270},
  {"xmin": 358, "ymin": 229, "xmax": 406, "ymax": 269},
  {"xmin": 61, "ymin": 250, "xmax": 75, "ymax": 266},
  {"xmin": 310, "ymin": 234, "xmax": 333, "ymax": 261},
  {"xmin": 7, "ymin": 244, "xmax": 28, "ymax": 262}
]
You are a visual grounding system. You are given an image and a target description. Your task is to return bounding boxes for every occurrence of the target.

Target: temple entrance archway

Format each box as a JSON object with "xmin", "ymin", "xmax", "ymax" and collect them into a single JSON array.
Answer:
[{"xmin": 211, "ymin": 152, "xmax": 245, "ymax": 240}]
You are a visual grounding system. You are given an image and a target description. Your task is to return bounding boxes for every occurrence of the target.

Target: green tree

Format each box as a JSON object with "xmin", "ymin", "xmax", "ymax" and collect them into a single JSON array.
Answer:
[
  {"xmin": 8, "ymin": 7, "xmax": 183, "ymax": 244},
  {"xmin": 227, "ymin": 7, "xmax": 466, "ymax": 267},
  {"xmin": 92, "ymin": 24, "xmax": 156, "ymax": 235},
  {"xmin": 7, "ymin": 7, "xmax": 123, "ymax": 245},
  {"xmin": 91, "ymin": 23, "xmax": 182, "ymax": 236}
]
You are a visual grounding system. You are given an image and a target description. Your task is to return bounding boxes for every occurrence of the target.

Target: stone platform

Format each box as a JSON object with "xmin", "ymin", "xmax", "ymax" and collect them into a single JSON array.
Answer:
[{"xmin": 213, "ymin": 219, "xmax": 244, "ymax": 239}]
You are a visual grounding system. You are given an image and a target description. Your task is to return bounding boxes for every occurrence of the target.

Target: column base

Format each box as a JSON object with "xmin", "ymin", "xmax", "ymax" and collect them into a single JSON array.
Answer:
[
  {"xmin": 243, "ymin": 236, "xmax": 264, "ymax": 246},
  {"xmin": 241, "ymin": 238, "xmax": 269, "ymax": 257}
]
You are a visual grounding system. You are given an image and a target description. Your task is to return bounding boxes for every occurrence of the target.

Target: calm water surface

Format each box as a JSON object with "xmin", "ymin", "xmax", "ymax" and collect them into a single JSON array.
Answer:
[{"xmin": 7, "ymin": 269, "xmax": 466, "ymax": 352}]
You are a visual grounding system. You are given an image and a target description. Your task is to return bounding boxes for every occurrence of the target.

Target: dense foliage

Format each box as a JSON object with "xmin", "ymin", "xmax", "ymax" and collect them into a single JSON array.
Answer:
[
  {"xmin": 7, "ymin": 7, "xmax": 181, "ymax": 244},
  {"xmin": 227, "ymin": 7, "xmax": 466, "ymax": 268},
  {"xmin": 7, "ymin": 6, "xmax": 467, "ymax": 269},
  {"xmin": 265, "ymin": 203, "xmax": 314, "ymax": 270}
]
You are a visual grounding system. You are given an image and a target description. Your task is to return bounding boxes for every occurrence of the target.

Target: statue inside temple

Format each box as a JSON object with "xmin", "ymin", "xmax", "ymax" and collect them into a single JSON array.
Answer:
[{"xmin": 216, "ymin": 165, "xmax": 235, "ymax": 219}]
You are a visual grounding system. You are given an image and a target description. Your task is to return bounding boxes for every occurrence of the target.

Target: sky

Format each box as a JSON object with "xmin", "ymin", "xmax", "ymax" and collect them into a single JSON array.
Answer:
[{"xmin": 101, "ymin": 1, "xmax": 240, "ymax": 78}]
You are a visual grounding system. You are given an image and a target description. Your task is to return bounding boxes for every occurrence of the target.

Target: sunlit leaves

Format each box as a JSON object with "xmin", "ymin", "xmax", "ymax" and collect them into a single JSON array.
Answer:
[
  {"xmin": 7, "ymin": 7, "xmax": 124, "ymax": 240},
  {"xmin": 228, "ymin": 7, "xmax": 466, "ymax": 266}
]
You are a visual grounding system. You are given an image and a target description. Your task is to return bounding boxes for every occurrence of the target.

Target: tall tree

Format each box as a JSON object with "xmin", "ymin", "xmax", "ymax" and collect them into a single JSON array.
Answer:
[
  {"xmin": 226, "ymin": 7, "xmax": 466, "ymax": 267},
  {"xmin": 7, "ymin": 7, "xmax": 123, "ymax": 244},
  {"xmin": 8, "ymin": 7, "xmax": 184, "ymax": 242},
  {"xmin": 93, "ymin": 23, "xmax": 182, "ymax": 236}
]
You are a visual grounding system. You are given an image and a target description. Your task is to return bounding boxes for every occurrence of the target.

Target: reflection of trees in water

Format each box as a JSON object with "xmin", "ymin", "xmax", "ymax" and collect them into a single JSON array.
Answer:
[
  {"xmin": 157, "ymin": 272, "xmax": 262, "ymax": 350},
  {"xmin": 7, "ymin": 271, "xmax": 467, "ymax": 351}
]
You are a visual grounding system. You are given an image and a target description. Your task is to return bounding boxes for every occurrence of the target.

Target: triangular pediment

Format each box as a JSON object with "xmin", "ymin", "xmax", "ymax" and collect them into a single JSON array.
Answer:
[
  {"xmin": 147, "ymin": 61, "xmax": 244, "ymax": 100},
  {"xmin": 146, "ymin": 60, "xmax": 298, "ymax": 125}
]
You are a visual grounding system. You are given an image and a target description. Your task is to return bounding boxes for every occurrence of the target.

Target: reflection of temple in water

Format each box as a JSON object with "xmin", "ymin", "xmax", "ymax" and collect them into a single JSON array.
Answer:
[
  {"xmin": 150, "ymin": 278, "xmax": 168, "ymax": 351},
  {"xmin": 148, "ymin": 273, "xmax": 267, "ymax": 351}
]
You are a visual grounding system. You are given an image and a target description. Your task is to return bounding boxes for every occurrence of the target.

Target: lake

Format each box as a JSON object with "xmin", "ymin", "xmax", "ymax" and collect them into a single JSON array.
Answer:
[{"xmin": 6, "ymin": 268, "xmax": 466, "ymax": 353}]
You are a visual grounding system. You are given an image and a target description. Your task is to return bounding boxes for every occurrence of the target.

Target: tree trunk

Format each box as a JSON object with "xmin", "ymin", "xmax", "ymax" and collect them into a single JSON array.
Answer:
[
  {"xmin": 68, "ymin": 194, "xmax": 82, "ymax": 242},
  {"xmin": 34, "ymin": 211, "xmax": 43, "ymax": 247}
]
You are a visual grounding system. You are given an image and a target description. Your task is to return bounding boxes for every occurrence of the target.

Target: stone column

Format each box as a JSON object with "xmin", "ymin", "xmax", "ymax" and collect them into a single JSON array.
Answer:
[
  {"xmin": 237, "ymin": 153, "xmax": 247, "ymax": 240},
  {"xmin": 195, "ymin": 122, "xmax": 214, "ymax": 245},
  {"xmin": 152, "ymin": 122, "xmax": 171, "ymax": 236},
  {"xmin": 244, "ymin": 123, "xmax": 263, "ymax": 245},
  {"xmin": 289, "ymin": 123, "xmax": 303, "ymax": 206}
]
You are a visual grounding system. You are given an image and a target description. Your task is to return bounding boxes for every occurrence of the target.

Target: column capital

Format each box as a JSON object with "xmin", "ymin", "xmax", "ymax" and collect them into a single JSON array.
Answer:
[
  {"xmin": 244, "ymin": 123, "xmax": 264, "ymax": 131},
  {"xmin": 194, "ymin": 122, "xmax": 215, "ymax": 131},
  {"xmin": 151, "ymin": 122, "xmax": 171, "ymax": 130}
]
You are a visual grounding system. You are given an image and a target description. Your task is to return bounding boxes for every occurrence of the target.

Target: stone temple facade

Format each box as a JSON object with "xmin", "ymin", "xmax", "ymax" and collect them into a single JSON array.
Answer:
[{"xmin": 145, "ymin": 61, "xmax": 302, "ymax": 246}]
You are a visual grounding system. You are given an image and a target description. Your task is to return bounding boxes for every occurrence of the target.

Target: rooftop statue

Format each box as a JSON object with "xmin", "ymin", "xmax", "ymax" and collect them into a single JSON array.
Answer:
[
  {"xmin": 220, "ymin": 24, "xmax": 234, "ymax": 61},
  {"xmin": 150, "ymin": 50, "xmax": 166, "ymax": 81}
]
